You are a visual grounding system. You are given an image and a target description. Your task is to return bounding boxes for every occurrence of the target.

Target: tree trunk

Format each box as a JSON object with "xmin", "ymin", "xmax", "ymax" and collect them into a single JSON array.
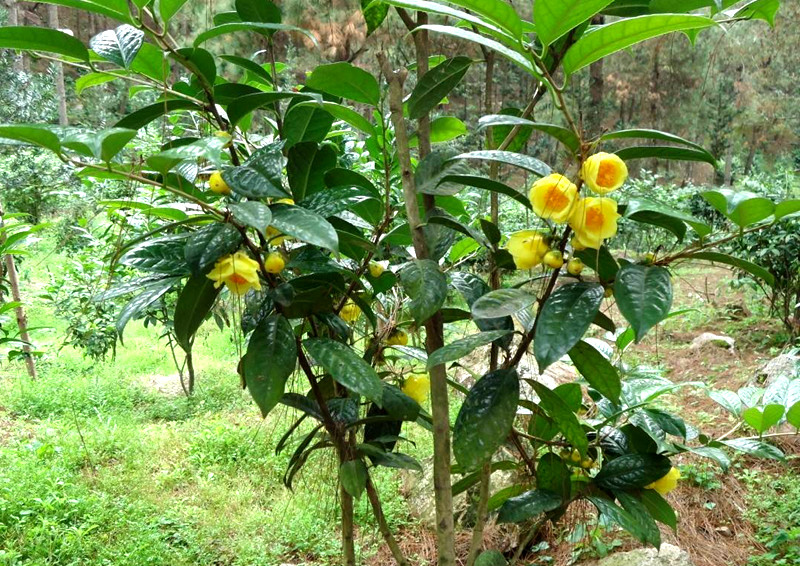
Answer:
[
  {"xmin": 0, "ymin": 202, "xmax": 37, "ymax": 379},
  {"xmin": 744, "ymin": 127, "xmax": 759, "ymax": 175},
  {"xmin": 47, "ymin": 5, "xmax": 69, "ymax": 126},
  {"xmin": 724, "ymin": 142, "xmax": 733, "ymax": 186},
  {"xmin": 6, "ymin": 1, "xmax": 24, "ymax": 72},
  {"xmin": 586, "ymin": 15, "xmax": 605, "ymax": 134}
]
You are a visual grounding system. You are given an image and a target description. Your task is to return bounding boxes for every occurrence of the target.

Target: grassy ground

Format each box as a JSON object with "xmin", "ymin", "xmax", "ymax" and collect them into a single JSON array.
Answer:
[{"xmin": 0, "ymin": 242, "xmax": 798, "ymax": 565}]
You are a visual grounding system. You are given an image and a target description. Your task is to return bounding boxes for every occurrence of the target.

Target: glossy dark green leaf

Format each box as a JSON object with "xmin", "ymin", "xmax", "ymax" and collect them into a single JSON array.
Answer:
[
  {"xmin": 271, "ymin": 205, "xmax": 338, "ymax": 253},
  {"xmin": 223, "ymin": 142, "xmax": 289, "ymax": 199},
  {"xmin": 0, "ymin": 26, "xmax": 90, "ymax": 62},
  {"xmin": 121, "ymin": 235, "xmax": 191, "ymax": 275},
  {"xmin": 304, "ymin": 338, "xmax": 384, "ymax": 404},
  {"xmin": 90, "ymin": 25, "xmax": 144, "ymax": 68},
  {"xmin": 116, "ymin": 278, "xmax": 177, "ymax": 339},
  {"xmin": 174, "ymin": 273, "xmax": 221, "ymax": 351},
  {"xmin": 536, "ymin": 453, "xmax": 571, "ymax": 498},
  {"xmin": 408, "ymin": 56, "xmax": 472, "ymax": 119},
  {"xmin": 528, "ymin": 381, "xmax": 588, "ymax": 457},
  {"xmin": 227, "ymin": 92, "xmax": 315, "ymax": 127},
  {"xmin": 229, "ymin": 201, "xmax": 272, "ymax": 236},
  {"xmin": 453, "ymin": 150, "xmax": 551, "ymax": 177},
  {"xmin": 427, "ymin": 330, "xmax": 513, "ymax": 370},
  {"xmin": 496, "ymin": 489, "xmax": 562, "ymax": 523},
  {"xmin": 193, "ymin": 22, "xmax": 314, "ymax": 47},
  {"xmin": 593, "ymin": 453, "xmax": 671, "ymax": 490},
  {"xmin": 243, "ymin": 315, "xmax": 297, "ymax": 417},
  {"xmin": 643, "ymin": 408, "xmax": 686, "ymax": 438},
  {"xmin": 534, "ymin": 283, "xmax": 604, "ymax": 371},
  {"xmin": 614, "ymin": 264, "xmax": 672, "ymax": 343},
  {"xmin": 479, "ymin": 114, "xmax": 580, "ymax": 154},
  {"xmin": 603, "ymin": 128, "xmax": 715, "ymax": 165},
  {"xmin": 293, "ymin": 101, "xmax": 375, "ymax": 135},
  {"xmin": 361, "ymin": 0, "xmax": 389, "ymax": 35},
  {"xmin": 640, "ymin": 488, "xmax": 677, "ymax": 530},
  {"xmin": 184, "ymin": 224, "xmax": 242, "ymax": 275},
  {"xmin": 616, "ymin": 491, "xmax": 660, "ymax": 547},
  {"xmin": 615, "ymin": 145, "xmax": 718, "ymax": 166},
  {"xmin": 471, "ymin": 288, "xmax": 536, "ymax": 319},
  {"xmin": 720, "ymin": 438, "xmax": 783, "ymax": 460},
  {"xmin": 306, "ymin": 61, "xmax": 379, "ymax": 106},
  {"xmin": 339, "ymin": 460, "xmax": 368, "ymax": 499},
  {"xmin": 0, "ymin": 125, "xmax": 62, "ymax": 154},
  {"xmin": 283, "ymin": 104, "xmax": 335, "ymax": 149},
  {"xmin": 625, "ymin": 198, "xmax": 712, "ymax": 239},
  {"xmin": 569, "ymin": 340, "xmax": 621, "ymax": 404},
  {"xmin": 399, "ymin": 260, "xmax": 448, "ymax": 325},
  {"xmin": 287, "ymin": 142, "xmax": 337, "ymax": 201},
  {"xmin": 114, "ymin": 100, "xmax": 201, "ymax": 130},
  {"xmin": 453, "ymin": 369, "xmax": 519, "ymax": 470}
]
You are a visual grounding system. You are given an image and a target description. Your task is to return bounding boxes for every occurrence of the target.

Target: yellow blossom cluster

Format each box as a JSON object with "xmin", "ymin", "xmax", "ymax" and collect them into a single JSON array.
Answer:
[{"xmin": 506, "ymin": 152, "xmax": 628, "ymax": 270}]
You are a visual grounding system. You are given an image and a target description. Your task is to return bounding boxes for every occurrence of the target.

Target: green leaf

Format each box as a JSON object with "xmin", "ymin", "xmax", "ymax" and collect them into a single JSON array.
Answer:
[
  {"xmin": 293, "ymin": 101, "xmax": 375, "ymax": 135},
  {"xmin": 235, "ymin": 0, "xmax": 281, "ymax": 24},
  {"xmin": 427, "ymin": 330, "xmax": 513, "ymax": 370},
  {"xmin": 90, "ymin": 25, "xmax": 144, "ymax": 68},
  {"xmin": 640, "ymin": 489, "xmax": 677, "ymax": 530},
  {"xmin": 709, "ymin": 389, "xmax": 742, "ymax": 416},
  {"xmin": 775, "ymin": 199, "xmax": 800, "ymax": 220},
  {"xmin": 528, "ymin": 381, "xmax": 589, "ymax": 457},
  {"xmin": 408, "ymin": 56, "xmax": 472, "ymax": 120},
  {"xmin": 453, "ymin": 369, "xmax": 520, "ymax": 470},
  {"xmin": 603, "ymin": 128, "xmax": 715, "ymax": 165},
  {"xmin": 229, "ymin": 202, "xmax": 272, "ymax": 236},
  {"xmin": 415, "ymin": 25, "xmax": 538, "ymax": 75},
  {"xmin": 734, "ymin": 0, "xmax": 780, "ymax": 26},
  {"xmin": 75, "ymin": 72, "xmax": 119, "ymax": 94},
  {"xmin": 160, "ymin": 0, "xmax": 191, "ymax": 23},
  {"xmin": 687, "ymin": 252, "xmax": 774, "ymax": 286},
  {"xmin": 594, "ymin": 453, "xmax": 672, "ymax": 490},
  {"xmin": 223, "ymin": 143, "xmax": 288, "ymax": 199},
  {"xmin": 244, "ymin": 315, "xmax": 296, "ymax": 417},
  {"xmin": 478, "ymin": 115, "xmax": 580, "ymax": 154},
  {"xmin": 193, "ymin": 22, "xmax": 314, "ymax": 47},
  {"xmin": 399, "ymin": 260, "xmax": 448, "ymax": 325},
  {"xmin": 339, "ymin": 460, "xmax": 368, "ymax": 499},
  {"xmin": 271, "ymin": 205, "xmax": 339, "ymax": 253},
  {"xmin": 114, "ymin": 100, "xmax": 201, "ymax": 130},
  {"xmin": 361, "ymin": 0, "xmax": 389, "ymax": 35},
  {"xmin": 453, "ymin": 150, "xmax": 551, "ymax": 177},
  {"xmin": 562, "ymin": 14, "xmax": 716, "ymax": 74},
  {"xmin": 535, "ymin": 0, "xmax": 615, "ymax": 47},
  {"xmin": 575, "ymin": 245, "xmax": 619, "ymax": 283},
  {"xmin": 116, "ymin": 278, "xmax": 178, "ymax": 339},
  {"xmin": 786, "ymin": 401, "xmax": 800, "ymax": 429},
  {"xmin": 568, "ymin": 340, "xmax": 621, "ymax": 404},
  {"xmin": 728, "ymin": 193, "xmax": 775, "ymax": 227},
  {"xmin": 496, "ymin": 489, "xmax": 562, "ymax": 523},
  {"xmin": 617, "ymin": 491, "xmax": 661, "ymax": 548},
  {"xmin": 304, "ymin": 338, "xmax": 384, "ymax": 405},
  {"xmin": 33, "ymin": 0, "xmax": 132, "ymax": 22},
  {"xmin": 283, "ymin": 104, "xmax": 335, "ymax": 149},
  {"xmin": 721, "ymin": 438, "xmax": 783, "ymax": 460},
  {"xmin": 614, "ymin": 264, "xmax": 672, "ymax": 343},
  {"xmin": 474, "ymin": 550, "xmax": 508, "ymax": 566},
  {"xmin": 173, "ymin": 273, "xmax": 221, "ymax": 352},
  {"xmin": 742, "ymin": 404, "xmax": 784, "ymax": 434},
  {"xmin": 534, "ymin": 283, "xmax": 604, "ymax": 371},
  {"xmin": 227, "ymin": 92, "xmax": 316, "ymax": 127},
  {"xmin": 426, "ymin": 116, "xmax": 467, "ymax": 144},
  {"xmin": 0, "ymin": 124, "xmax": 62, "ymax": 154},
  {"xmin": 0, "ymin": 26, "xmax": 90, "ymax": 62},
  {"xmin": 536, "ymin": 453, "xmax": 571, "ymax": 498},
  {"xmin": 447, "ymin": 0, "xmax": 523, "ymax": 37},
  {"xmin": 588, "ymin": 495, "xmax": 650, "ymax": 543},
  {"xmin": 306, "ymin": 62, "xmax": 380, "ymax": 106},
  {"xmin": 184, "ymin": 224, "xmax": 242, "ymax": 275},
  {"xmin": 624, "ymin": 198, "xmax": 712, "ymax": 239},
  {"xmin": 438, "ymin": 175, "xmax": 530, "ymax": 209},
  {"xmin": 220, "ymin": 55, "xmax": 273, "ymax": 85},
  {"xmin": 615, "ymin": 145, "xmax": 718, "ymax": 166},
  {"xmin": 471, "ymin": 288, "xmax": 536, "ymax": 319}
]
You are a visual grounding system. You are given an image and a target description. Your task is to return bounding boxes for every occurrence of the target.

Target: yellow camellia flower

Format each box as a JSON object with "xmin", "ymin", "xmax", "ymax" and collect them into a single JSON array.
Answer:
[
  {"xmin": 581, "ymin": 152, "xmax": 628, "ymax": 195},
  {"xmin": 209, "ymin": 171, "xmax": 231, "ymax": 195},
  {"xmin": 506, "ymin": 230, "xmax": 550, "ymax": 270},
  {"xmin": 368, "ymin": 260, "xmax": 388, "ymax": 278},
  {"xmin": 340, "ymin": 301, "xmax": 362, "ymax": 323},
  {"xmin": 207, "ymin": 251, "xmax": 261, "ymax": 295},
  {"xmin": 569, "ymin": 197, "xmax": 621, "ymax": 250},
  {"xmin": 264, "ymin": 251, "xmax": 286, "ymax": 274},
  {"xmin": 386, "ymin": 329, "xmax": 408, "ymax": 346},
  {"xmin": 402, "ymin": 374, "xmax": 430, "ymax": 404},
  {"xmin": 646, "ymin": 467, "xmax": 681, "ymax": 495},
  {"xmin": 529, "ymin": 173, "xmax": 578, "ymax": 223},
  {"xmin": 266, "ymin": 225, "xmax": 287, "ymax": 246}
]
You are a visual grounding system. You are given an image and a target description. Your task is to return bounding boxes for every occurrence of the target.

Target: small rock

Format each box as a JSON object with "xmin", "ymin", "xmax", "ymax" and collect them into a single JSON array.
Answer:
[
  {"xmin": 587, "ymin": 543, "xmax": 695, "ymax": 566},
  {"xmin": 715, "ymin": 526, "xmax": 733, "ymax": 537},
  {"xmin": 690, "ymin": 332, "xmax": 735, "ymax": 351},
  {"xmin": 754, "ymin": 352, "xmax": 799, "ymax": 387}
]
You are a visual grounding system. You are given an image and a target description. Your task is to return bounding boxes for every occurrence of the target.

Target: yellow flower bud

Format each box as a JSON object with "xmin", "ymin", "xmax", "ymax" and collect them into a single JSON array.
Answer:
[
  {"xmin": 645, "ymin": 466, "xmax": 681, "ymax": 495},
  {"xmin": 529, "ymin": 174, "xmax": 578, "ymax": 223},
  {"xmin": 275, "ymin": 198, "xmax": 295, "ymax": 205},
  {"xmin": 402, "ymin": 374, "xmax": 430, "ymax": 404},
  {"xmin": 264, "ymin": 251, "xmax": 286, "ymax": 274},
  {"xmin": 567, "ymin": 257, "xmax": 584, "ymax": 276},
  {"xmin": 604, "ymin": 287, "xmax": 614, "ymax": 298},
  {"xmin": 581, "ymin": 152, "xmax": 628, "ymax": 195},
  {"xmin": 368, "ymin": 260, "xmax": 388, "ymax": 278},
  {"xmin": 568, "ymin": 197, "xmax": 621, "ymax": 250},
  {"xmin": 209, "ymin": 171, "xmax": 231, "ymax": 195},
  {"xmin": 581, "ymin": 457, "xmax": 594, "ymax": 469},
  {"xmin": 386, "ymin": 329, "xmax": 408, "ymax": 346},
  {"xmin": 340, "ymin": 300, "xmax": 362, "ymax": 323},
  {"xmin": 206, "ymin": 251, "xmax": 261, "ymax": 295},
  {"xmin": 570, "ymin": 449, "xmax": 582, "ymax": 464},
  {"xmin": 506, "ymin": 230, "xmax": 550, "ymax": 270},
  {"xmin": 543, "ymin": 250, "xmax": 564, "ymax": 269}
]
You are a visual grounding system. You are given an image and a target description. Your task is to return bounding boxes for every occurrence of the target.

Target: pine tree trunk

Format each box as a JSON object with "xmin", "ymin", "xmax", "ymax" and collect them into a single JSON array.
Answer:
[{"xmin": 47, "ymin": 5, "xmax": 69, "ymax": 126}]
